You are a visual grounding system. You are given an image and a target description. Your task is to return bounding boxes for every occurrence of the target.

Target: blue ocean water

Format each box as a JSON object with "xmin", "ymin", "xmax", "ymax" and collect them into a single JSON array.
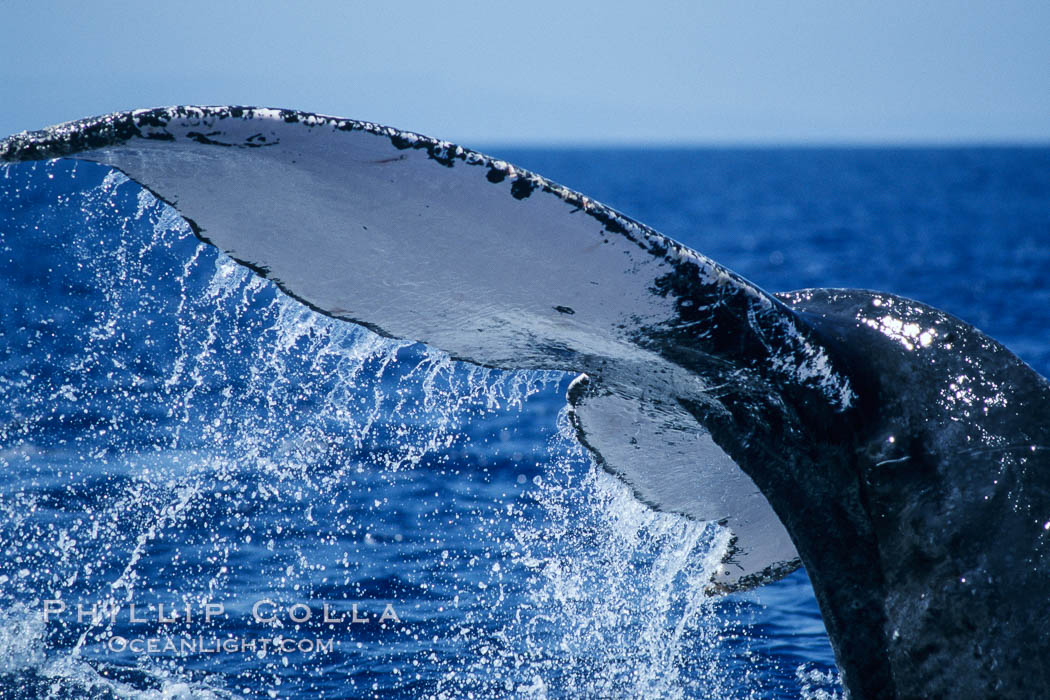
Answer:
[{"xmin": 0, "ymin": 147, "xmax": 1047, "ymax": 699}]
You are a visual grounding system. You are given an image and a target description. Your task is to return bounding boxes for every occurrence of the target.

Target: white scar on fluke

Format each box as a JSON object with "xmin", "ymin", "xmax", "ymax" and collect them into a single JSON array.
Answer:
[{"xmin": 3, "ymin": 107, "xmax": 1049, "ymax": 699}]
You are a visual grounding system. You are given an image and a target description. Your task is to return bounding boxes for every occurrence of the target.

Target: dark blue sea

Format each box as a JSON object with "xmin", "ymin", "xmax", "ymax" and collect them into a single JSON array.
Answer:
[{"xmin": 1, "ymin": 147, "xmax": 1047, "ymax": 699}]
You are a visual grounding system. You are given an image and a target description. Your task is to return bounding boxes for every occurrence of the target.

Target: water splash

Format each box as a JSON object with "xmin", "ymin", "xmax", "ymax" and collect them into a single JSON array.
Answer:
[
  {"xmin": 796, "ymin": 664, "xmax": 843, "ymax": 700},
  {"xmin": 0, "ymin": 159, "xmax": 825, "ymax": 698},
  {"xmin": 433, "ymin": 416, "xmax": 752, "ymax": 699}
]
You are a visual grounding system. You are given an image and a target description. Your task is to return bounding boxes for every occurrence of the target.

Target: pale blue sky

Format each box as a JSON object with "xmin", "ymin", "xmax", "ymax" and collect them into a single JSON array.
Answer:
[{"xmin": 2, "ymin": 1, "xmax": 1048, "ymax": 145}]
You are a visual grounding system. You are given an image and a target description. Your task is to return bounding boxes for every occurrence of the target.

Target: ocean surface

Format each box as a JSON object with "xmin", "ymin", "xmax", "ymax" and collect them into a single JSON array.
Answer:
[{"xmin": 1, "ymin": 147, "xmax": 1047, "ymax": 699}]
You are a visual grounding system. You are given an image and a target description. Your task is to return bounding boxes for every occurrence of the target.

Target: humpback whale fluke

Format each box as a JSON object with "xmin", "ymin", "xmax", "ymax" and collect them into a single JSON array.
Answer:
[{"xmin": 2, "ymin": 107, "xmax": 1048, "ymax": 699}]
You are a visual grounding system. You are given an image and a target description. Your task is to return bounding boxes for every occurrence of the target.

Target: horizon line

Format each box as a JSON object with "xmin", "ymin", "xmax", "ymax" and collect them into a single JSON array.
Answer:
[{"xmin": 471, "ymin": 138, "xmax": 1050, "ymax": 150}]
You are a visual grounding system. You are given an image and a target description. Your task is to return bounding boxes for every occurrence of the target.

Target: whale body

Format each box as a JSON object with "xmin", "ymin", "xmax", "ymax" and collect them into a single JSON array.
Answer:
[{"xmin": 2, "ymin": 107, "xmax": 1048, "ymax": 699}]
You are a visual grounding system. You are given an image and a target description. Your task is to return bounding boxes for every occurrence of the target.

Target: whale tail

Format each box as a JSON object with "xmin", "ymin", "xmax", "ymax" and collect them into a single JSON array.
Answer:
[
  {"xmin": 3, "ymin": 107, "xmax": 1049, "ymax": 698},
  {"xmin": 1, "ymin": 107, "xmax": 844, "ymax": 593},
  {"xmin": 780, "ymin": 287, "xmax": 1050, "ymax": 697}
]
